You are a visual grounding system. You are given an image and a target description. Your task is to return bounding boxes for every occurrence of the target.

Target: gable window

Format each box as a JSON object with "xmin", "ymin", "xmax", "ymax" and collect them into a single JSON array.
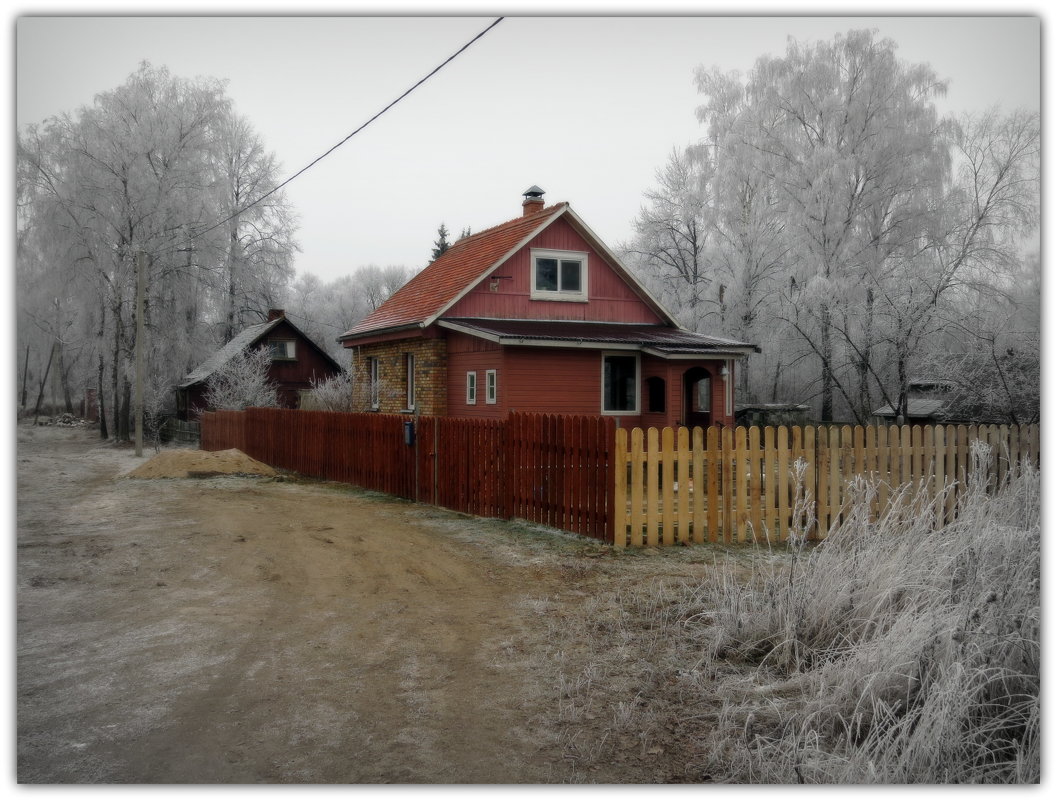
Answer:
[
  {"xmin": 602, "ymin": 353, "xmax": 639, "ymax": 414},
  {"xmin": 405, "ymin": 353, "xmax": 416, "ymax": 411},
  {"xmin": 268, "ymin": 339, "xmax": 296, "ymax": 360},
  {"xmin": 485, "ymin": 369, "xmax": 497, "ymax": 404},
  {"xmin": 530, "ymin": 248, "xmax": 588, "ymax": 301},
  {"xmin": 466, "ymin": 371, "xmax": 477, "ymax": 405},
  {"xmin": 368, "ymin": 357, "xmax": 380, "ymax": 410}
]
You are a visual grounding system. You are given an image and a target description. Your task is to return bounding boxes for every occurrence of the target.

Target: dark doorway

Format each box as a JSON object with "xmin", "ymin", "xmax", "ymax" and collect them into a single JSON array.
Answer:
[{"xmin": 683, "ymin": 367, "xmax": 712, "ymax": 428}]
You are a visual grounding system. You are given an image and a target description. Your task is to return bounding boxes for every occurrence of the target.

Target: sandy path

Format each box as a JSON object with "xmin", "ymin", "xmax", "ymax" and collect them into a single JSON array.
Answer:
[{"xmin": 16, "ymin": 425, "xmax": 570, "ymax": 783}]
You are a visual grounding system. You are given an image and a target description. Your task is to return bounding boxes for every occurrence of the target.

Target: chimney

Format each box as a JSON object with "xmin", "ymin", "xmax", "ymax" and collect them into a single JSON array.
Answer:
[
  {"xmin": 267, "ymin": 309, "xmax": 285, "ymax": 321},
  {"xmin": 522, "ymin": 185, "xmax": 545, "ymax": 216}
]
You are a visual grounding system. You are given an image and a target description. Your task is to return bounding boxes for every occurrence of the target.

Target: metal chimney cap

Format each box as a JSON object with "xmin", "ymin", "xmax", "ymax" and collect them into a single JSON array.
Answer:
[{"xmin": 522, "ymin": 185, "xmax": 545, "ymax": 199}]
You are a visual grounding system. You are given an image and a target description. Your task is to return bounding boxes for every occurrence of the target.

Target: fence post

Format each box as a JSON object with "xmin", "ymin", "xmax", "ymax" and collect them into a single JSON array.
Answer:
[{"xmin": 613, "ymin": 427, "xmax": 627, "ymax": 548}]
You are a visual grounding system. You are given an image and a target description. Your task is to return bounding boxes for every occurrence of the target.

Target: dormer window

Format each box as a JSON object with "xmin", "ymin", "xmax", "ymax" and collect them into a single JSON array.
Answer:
[{"xmin": 530, "ymin": 248, "xmax": 588, "ymax": 301}]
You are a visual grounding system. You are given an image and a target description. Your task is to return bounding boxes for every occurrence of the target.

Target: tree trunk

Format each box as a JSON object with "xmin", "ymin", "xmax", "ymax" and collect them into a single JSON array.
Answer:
[
  {"xmin": 56, "ymin": 341, "xmax": 74, "ymax": 414},
  {"xmin": 98, "ymin": 297, "xmax": 109, "ymax": 439},
  {"xmin": 112, "ymin": 299, "xmax": 123, "ymax": 441},
  {"xmin": 20, "ymin": 345, "xmax": 30, "ymax": 411},
  {"xmin": 32, "ymin": 343, "xmax": 56, "ymax": 423},
  {"xmin": 819, "ymin": 302, "xmax": 834, "ymax": 422},
  {"xmin": 118, "ymin": 376, "xmax": 131, "ymax": 441},
  {"xmin": 224, "ymin": 215, "xmax": 240, "ymax": 342},
  {"xmin": 97, "ymin": 350, "xmax": 109, "ymax": 440},
  {"xmin": 856, "ymin": 288, "xmax": 875, "ymax": 422}
]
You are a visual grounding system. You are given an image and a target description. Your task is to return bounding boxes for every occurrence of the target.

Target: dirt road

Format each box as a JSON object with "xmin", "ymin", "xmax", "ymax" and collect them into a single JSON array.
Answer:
[{"xmin": 17, "ymin": 424, "xmax": 600, "ymax": 783}]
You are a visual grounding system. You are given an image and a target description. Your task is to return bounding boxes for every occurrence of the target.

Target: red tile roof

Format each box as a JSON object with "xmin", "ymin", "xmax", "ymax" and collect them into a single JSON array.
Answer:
[{"xmin": 339, "ymin": 202, "xmax": 568, "ymax": 341}]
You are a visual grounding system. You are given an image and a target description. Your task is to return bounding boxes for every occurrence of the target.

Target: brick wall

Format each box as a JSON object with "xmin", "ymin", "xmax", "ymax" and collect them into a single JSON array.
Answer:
[{"xmin": 347, "ymin": 338, "xmax": 448, "ymax": 415}]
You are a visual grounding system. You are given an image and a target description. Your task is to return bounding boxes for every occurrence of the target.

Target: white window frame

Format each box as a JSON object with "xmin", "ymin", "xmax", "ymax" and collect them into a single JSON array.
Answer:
[
  {"xmin": 369, "ymin": 357, "xmax": 380, "ymax": 410},
  {"xmin": 466, "ymin": 371, "xmax": 477, "ymax": 405},
  {"xmin": 485, "ymin": 369, "xmax": 497, "ymax": 404},
  {"xmin": 404, "ymin": 353, "xmax": 416, "ymax": 411},
  {"xmin": 601, "ymin": 352, "xmax": 640, "ymax": 415},
  {"xmin": 530, "ymin": 248, "xmax": 589, "ymax": 302}
]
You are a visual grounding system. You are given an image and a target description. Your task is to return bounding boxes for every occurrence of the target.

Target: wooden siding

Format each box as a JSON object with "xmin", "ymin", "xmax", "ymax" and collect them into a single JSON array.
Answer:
[
  {"xmin": 445, "ymin": 217, "xmax": 663, "ymax": 324},
  {"xmin": 446, "ymin": 333, "xmax": 506, "ymax": 419},
  {"xmin": 500, "ymin": 347, "xmax": 642, "ymax": 426}
]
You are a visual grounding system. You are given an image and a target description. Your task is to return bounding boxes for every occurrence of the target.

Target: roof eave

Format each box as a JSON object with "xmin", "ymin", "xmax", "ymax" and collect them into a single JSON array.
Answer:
[
  {"xmin": 338, "ymin": 322, "xmax": 423, "ymax": 345},
  {"xmin": 642, "ymin": 346, "xmax": 759, "ymax": 360}
]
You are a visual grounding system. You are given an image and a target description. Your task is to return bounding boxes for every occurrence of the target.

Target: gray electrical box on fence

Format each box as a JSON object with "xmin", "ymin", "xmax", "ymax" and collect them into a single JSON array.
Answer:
[{"xmin": 404, "ymin": 421, "xmax": 415, "ymax": 446}]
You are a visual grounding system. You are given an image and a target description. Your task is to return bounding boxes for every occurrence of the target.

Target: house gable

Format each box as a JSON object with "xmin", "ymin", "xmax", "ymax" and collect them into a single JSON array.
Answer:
[{"xmin": 444, "ymin": 215, "xmax": 666, "ymax": 325}]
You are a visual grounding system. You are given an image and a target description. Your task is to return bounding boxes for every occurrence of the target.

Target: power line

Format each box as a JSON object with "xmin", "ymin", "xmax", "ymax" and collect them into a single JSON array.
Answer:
[{"xmin": 191, "ymin": 16, "xmax": 504, "ymax": 244}]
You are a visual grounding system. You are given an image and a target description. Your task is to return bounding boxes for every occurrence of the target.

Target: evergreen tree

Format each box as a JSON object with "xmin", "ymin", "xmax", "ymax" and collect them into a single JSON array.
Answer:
[{"xmin": 431, "ymin": 224, "xmax": 451, "ymax": 261}]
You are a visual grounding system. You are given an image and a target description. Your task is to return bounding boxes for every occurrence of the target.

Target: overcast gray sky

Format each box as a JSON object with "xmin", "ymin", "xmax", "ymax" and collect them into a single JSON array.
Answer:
[{"xmin": 13, "ymin": 5, "xmax": 1043, "ymax": 285}]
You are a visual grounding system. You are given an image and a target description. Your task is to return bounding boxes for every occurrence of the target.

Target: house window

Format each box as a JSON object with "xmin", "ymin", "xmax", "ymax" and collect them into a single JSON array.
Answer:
[
  {"xmin": 646, "ymin": 376, "xmax": 666, "ymax": 414},
  {"xmin": 268, "ymin": 340, "xmax": 296, "ymax": 360},
  {"xmin": 405, "ymin": 353, "xmax": 416, "ymax": 411},
  {"xmin": 530, "ymin": 249, "xmax": 588, "ymax": 301},
  {"xmin": 466, "ymin": 371, "xmax": 477, "ymax": 405},
  {"xmin": 602, "ymin": 353, "xmax": 639, "ymax": 414},
  {"xmin": 369, "ymin": 357, "xmax": 380, "ymax": 410},
  {"xmin": 485, "ymin": 369, "xmax": 497, "ymax": 404}
]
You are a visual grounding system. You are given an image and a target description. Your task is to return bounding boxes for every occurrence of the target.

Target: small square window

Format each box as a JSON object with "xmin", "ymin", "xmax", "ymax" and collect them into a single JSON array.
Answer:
[{"xmin": 530, "ymin": 249, "xmax": 588, "ymax": 301}]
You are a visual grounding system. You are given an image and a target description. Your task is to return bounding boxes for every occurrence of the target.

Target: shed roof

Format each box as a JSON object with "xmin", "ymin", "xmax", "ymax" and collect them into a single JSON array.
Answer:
[
  {"xmin": 179, "ymin": 319, "xmax": 284, "ymax": 389},
  {"xmin": 872, "ymin": 399, "xmax": 947, "ymax": 419}
]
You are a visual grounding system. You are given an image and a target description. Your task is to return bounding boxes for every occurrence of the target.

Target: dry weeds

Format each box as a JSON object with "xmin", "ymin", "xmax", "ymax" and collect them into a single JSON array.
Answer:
[{"xmin": 535, "ymin": 446, "xmax": 1040, "ymax": 784}]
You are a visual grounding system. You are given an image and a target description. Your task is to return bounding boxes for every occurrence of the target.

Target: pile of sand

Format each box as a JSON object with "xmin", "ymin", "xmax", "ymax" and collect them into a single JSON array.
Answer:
[{"xmin": 125, "ymin": 448, "xmax": 277, "ymax": 479}]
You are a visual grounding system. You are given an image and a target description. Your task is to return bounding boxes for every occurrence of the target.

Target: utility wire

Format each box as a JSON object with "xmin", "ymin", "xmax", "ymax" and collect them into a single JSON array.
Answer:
[{"xmin": 191, "ymin": 16, "xmax": 504, "ymax": 243}]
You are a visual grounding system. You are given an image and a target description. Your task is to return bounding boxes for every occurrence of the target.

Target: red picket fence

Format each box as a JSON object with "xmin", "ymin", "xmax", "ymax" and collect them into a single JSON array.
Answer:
[{"xmin": 199, "ymin": 409, "xmax": 617, "ymax": 540}]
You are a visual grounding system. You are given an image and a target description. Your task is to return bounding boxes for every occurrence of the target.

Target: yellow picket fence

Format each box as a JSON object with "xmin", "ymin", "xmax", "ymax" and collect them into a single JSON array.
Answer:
[{"xmin": 612, "ymin": 423, "xmax": 1040, "ymax": 548}]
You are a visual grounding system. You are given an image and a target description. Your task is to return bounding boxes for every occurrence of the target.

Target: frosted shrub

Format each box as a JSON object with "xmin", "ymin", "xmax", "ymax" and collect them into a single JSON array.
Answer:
[
  {"xmin": 202, "ymin": 347, "xmax": 279, "ymax": 411},
  {"xmin": 303, "ymin": 371, "xmax": 355, "ymax": 412},
  {"xmin": 685, "ymin": 450, "xmax": 1040, "ymax": 783}
]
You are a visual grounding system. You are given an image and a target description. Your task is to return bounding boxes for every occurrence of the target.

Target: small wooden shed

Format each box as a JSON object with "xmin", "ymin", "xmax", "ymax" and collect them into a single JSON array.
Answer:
[{"xmin": 175, "ymin": 310, "xmax": 343, "ymax": 421}]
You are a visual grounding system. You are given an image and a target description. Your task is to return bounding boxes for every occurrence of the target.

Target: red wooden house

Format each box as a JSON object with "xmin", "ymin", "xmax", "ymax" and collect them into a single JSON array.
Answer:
[
  {"xmin": 176, "ymin": 309, "xmax": 343, "ymax": 421},
  {"xmin": 338, "ymin": 188, "xmax": 757, "ymax": 429}
]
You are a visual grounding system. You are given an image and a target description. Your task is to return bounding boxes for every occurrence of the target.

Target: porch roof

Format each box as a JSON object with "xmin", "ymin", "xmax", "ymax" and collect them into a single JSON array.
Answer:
[{"xmin": 438, "ymin": 318, "xmax": 759, "ymax": 357}]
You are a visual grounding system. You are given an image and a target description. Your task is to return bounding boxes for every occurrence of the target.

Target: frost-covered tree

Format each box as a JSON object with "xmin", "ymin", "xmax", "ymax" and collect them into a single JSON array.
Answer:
[
  {"xmin": 201, "ymin": 347, "xmax": 278, "ymax": 412},
  {"xmin": 17, "ymin": 62, "xmax": 299, "ymax": 438},
  {"xmin": 626, "ymin": 29, "xmax": 1039, "ymax": 423}
]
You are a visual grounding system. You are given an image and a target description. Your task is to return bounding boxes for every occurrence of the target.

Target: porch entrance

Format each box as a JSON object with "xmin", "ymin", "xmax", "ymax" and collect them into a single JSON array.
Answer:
[{"xmin": 683, "ymin": 367, "xmax": 712, "ymax": 429}]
